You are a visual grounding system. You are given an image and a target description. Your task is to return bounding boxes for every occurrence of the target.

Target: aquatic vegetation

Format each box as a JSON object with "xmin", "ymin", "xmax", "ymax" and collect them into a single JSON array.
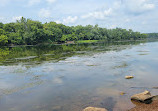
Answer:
[
  {"xmin": 2, "ymin": 80, "xmax": 44, "ymax": 95},
  {"xmin": 137, "ymin": 50, "xmax": 150, "ymax": 52},
  {"xmin": 86, "ymin": 65, "xmax": 97, "ymax": 66},
  {"xmin": 139, "ymin": 53, "xmax": 149, "ymax": 55},
  {"xmin": 0, "ymin": 41, "xmax": 145, "ymax": 66},
  {"xmin": 113, "ymin": 62, "xmax": 128, "ymax": 69}
]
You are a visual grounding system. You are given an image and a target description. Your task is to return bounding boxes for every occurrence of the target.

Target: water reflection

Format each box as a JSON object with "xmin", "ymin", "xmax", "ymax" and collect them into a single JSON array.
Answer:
[{"xmin": 0, "ymin": 41, "xmax": 144, "ymax": 65}]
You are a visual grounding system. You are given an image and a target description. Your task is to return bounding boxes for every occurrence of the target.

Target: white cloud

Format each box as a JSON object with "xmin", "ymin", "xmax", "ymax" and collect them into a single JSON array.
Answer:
[
  {"xmin": 28, "ymin": 0, "xmax": 41, "ymax": 6},
  {"xmin": 55, "ymin": 20, "xmax": 62, "ymax": 24},
  {"xmin": 39, "ymin": 8, "xmax": 51, "ymax": 18},
  {"xmin": 110, "ymin": 24, "xmax": 116, "ymax": 29},
  {"xmin": 81, "ymin": 8, "xmax": 112, "ymax": 20},
  {"xmin": 142, "ymin": 21, "xmax": 147, "ymax": 24},
  {"xmin": 125, "ymin": 19, "xmax": 130, "ymax": 22},
  {"xmin": 12, "ymin": 16, "xmax": 22, "ymax": 22},
  {"xmin": 0, "ymin": 0, "xmax": 10, "ymax": 6},
  {"xmin": 46, "ymin": 0, "xmax": 56, "ymax": 4},
  {"xmin": 113, "ymin": 1, "xmax": 121, "ymax": 9},
  {"xmin": 63, "ymin": 16, "xmax": 78, "ymax": 24},
  {"xmin": 0, "ymin": 0, "xmax": 157, "ymax": 33},
  {"xmin": 0, "ymin": 16, "xmax": 4, "ymax": 21},
  {"xmin": 123, "ymin": 0, "xmax": 155, "ymax": 14}
]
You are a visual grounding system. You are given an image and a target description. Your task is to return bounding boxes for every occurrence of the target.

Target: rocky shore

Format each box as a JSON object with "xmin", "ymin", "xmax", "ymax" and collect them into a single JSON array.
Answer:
[
  {"xmin": 83, "ymin": 90, "xmax": 158, "ymax": 111},
  {"xmin": 82, "ymin": 74, "xmax": 158, "ymax": 111},
  {"xmin": 129, "ymin": 100, "xmax": 158, "ymax": 111}
]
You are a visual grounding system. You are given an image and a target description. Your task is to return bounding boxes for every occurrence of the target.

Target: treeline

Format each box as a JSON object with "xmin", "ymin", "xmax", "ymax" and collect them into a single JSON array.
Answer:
[
  {"xmin": 0, "ymin": 17, "xmax": 147, "ymax": 46},
  {"xmin": 147, "ymin": 33, "xmax": 158, "ymax": 38}
]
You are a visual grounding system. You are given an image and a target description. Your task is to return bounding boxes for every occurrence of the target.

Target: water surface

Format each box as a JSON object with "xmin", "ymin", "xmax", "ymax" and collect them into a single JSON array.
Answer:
[{"xmin": 0, "ymin": 41, "xmax": 158, "ymax": 111}]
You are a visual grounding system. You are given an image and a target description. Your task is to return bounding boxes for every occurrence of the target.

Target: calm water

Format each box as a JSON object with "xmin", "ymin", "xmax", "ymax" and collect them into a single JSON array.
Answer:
[{"xmin": 0, "ymin": 41, "xmax": 158, "ymax": 111}]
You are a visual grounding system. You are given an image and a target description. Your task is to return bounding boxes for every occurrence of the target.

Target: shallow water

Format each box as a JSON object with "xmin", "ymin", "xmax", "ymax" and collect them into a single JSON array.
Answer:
[{"xmin": 0, "ymin": 41, "xmax": 158, "ymax": 111}]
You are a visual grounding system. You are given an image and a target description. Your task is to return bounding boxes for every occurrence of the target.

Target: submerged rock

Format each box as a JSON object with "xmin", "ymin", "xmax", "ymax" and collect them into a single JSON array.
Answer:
[
  {"xmin": 83, "ymin": 107, "xmax": 108, "ymax": 111},
  {"xmin": 131, "ymin": 90, "xmax": 153, "ymax": 103},
  {"xmin": 152, "ymin": 95, "xmax": 158, "ymax": 101},
  {"xmin": 125, "ymin": 76, "xmax": 134, "ymax": 79},
  {"xmin": 152, "ymin": 87, "xmax": 158, "ymax": 89},
  {"xmin": 120, "ymin": 92, "xmax": 126, "ymax": 95}
]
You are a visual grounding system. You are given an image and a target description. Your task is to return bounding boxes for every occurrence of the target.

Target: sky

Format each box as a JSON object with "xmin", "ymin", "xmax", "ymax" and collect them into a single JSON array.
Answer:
[{"xmin": 0, "ymin": 0, "xmax": 158, "ymax": 33}]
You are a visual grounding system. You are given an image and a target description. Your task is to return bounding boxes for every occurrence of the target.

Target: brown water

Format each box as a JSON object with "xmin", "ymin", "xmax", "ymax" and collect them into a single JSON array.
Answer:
[{"xmin": 0, "ymin": 41, "xmax": 158, "ymax": 111}]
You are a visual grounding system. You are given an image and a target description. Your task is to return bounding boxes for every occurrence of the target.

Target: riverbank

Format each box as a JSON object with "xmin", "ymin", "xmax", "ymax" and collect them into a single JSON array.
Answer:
[
  {"xmin": 3, "ymin": 39, "xmax": 147, "ymax": 48},
  {"xmin": 129, "ymin": 100, "xmax": 158, "ymax": 111}
]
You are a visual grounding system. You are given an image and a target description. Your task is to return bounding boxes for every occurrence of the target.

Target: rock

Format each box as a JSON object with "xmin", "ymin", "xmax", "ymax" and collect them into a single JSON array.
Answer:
[
  {"xmin": 125, "ymin": 76, "xmax": 134, "ymax": 79},
  {"xmin": 83, "ymin": 107, "xmax": 108, "ymax": 111},
  {"xmin": 129, "ymin": 100, "xmax": 158, "ymax": 111},
  {"xmin": 152, "ymin": 87, "xmax": 158, "ymax": 89},
  {"xmin": 152, "ymin": 95, "xmax": 158, "ymax": 101},
  {"xmin": 131, "ymin": 90, "xmax": 153, "ymax": 103},
  {"xmin": 130, "ymin": 95, "xmax": 158, "ymax": 111},
  {"xmin": 120, "ymin": 92, "xmax": 126, "ymax": 95}
]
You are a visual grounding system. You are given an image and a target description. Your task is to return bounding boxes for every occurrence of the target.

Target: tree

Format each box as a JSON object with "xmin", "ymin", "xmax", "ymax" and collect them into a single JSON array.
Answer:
[
  {"xmin": 0, "ymin": 35, "xmax": 8, "ymax": 45},
  {"xmin": 0, "ymin": 29, "xmax": 5, "ymax": 35},
  {"xmin": 0, "ymin": 22, "xmax": 3, "ymax": 29},
  {"xmin": 0, "ymin": 17, "xmax": 148, "ymax": 46}
]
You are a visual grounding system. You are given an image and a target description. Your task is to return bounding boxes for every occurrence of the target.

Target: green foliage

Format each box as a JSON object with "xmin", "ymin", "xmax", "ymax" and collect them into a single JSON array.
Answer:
[
  {"xmin": 147, "ymin": 33, "xmax": 158, "ymax": 38},
  {"xmin": 0, "ymin": 29, "xmax": 5, "ymax": 35},
  {"xmin": 0, "ymin": 47, "xmax": 10, "ymax": 62},
  {"xmin": 0, "ymin": 22, "xmax": 3, "ymax": 29},
  {"xmin": 77, "ymin": 40, "xmax": 99, "ymax": 43},
  {"xmin": 0, "ymin": 35, "xmax": 8, "ymax": 45},
  {"xmin": 0, "ymin": 17, "xmax": 147, "ymax": 46},
  {"xmin": 8, "ymin": 32, "xmax": 20, "ymax": 44}
]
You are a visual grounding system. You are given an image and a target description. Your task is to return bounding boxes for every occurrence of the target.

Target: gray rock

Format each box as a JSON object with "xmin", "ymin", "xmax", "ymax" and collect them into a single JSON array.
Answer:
[
  {"xmin": 83, "ymin": 107, "xmax": 108, "ymax": 111},
  {"xmin": 131, "ymin": 90, "xmax": 153, "ymax": 102}
]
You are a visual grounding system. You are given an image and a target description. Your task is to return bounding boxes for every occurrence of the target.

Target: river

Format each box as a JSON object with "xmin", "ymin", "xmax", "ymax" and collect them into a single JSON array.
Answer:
[{"xmin": 0, "ymin": 41, "xmax": 158, "ymax": 111}]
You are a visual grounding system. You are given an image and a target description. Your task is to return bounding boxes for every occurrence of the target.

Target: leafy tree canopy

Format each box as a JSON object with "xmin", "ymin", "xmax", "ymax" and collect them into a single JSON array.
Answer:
[{"xmin": 0, "ymin": 17, "xmax": 147, "ymax": 46}]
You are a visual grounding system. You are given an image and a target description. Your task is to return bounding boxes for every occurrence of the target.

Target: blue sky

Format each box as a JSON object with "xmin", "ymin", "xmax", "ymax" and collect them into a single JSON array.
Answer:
[{"xmin": 0, "ymin": 0, "xmax": 158, "ymax": 33}]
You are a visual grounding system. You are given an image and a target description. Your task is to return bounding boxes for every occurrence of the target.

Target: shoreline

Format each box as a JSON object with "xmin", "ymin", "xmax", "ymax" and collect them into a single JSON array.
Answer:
[{"xmin": 0, "ymin": 39, "xmax": 147, "ymax": 47}]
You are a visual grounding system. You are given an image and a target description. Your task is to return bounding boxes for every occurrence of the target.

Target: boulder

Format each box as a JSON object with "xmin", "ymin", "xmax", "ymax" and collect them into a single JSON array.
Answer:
[
  {"xmin": 83, "ymin": 107, "xmax": 108, "ymax": 111},
  {"xmin": 130, "ymin": 99, "xmax": 158, "ymax": 111},
  {"xmin": 125, "ymin": 76, "xmax": 134, "ymax": 79},
  {"xmin": 131, "ymin": 90, "xmax": 153, "ymax": 103}
]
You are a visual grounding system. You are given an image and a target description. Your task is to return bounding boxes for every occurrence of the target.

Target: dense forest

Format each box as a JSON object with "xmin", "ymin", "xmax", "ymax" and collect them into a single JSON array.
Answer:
[
  {"xmin": 147, "ymin": 33, "xmax": 158, "ymax": 38},
  {"xmin": 0, "ymin": 17, "xmax": 147, "ymax": 46}
]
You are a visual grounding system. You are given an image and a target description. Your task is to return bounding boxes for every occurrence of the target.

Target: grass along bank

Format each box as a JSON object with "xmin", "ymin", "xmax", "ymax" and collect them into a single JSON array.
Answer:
[{"xmin": 76, "ymin": 40, "xmax": 99, "ymax": 43}]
